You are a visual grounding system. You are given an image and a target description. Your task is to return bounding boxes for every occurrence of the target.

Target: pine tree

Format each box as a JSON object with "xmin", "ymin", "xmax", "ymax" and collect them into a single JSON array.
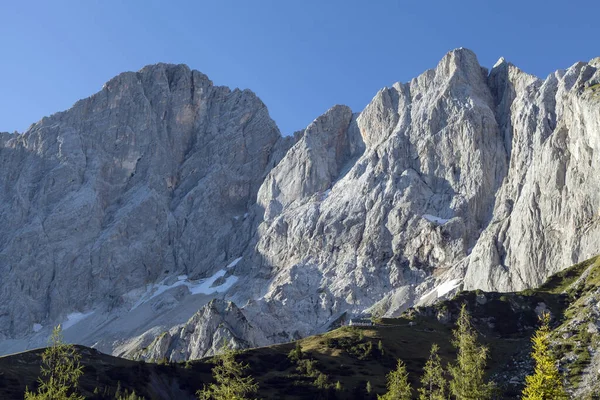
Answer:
[
  {"xmin": 521, "ymin": 312, "xmax": 568, "ymax": 400},
  {"xmin": 288, "ymin": 342, "xmax": 303, "ymax": 362},
  {"xmin": 418, "ymin": 343, "xmax": 446, "ymax": 400},
  {"xmin": 24, "ymin": 325, "xmax": 84, "ymax": 400},
  {"xmin": 448, "ymin": 304, "xmax": 493, "ymax": 400},
  {"xmin": 378, "ymin": 359, "xmax": 412, "ymax": 400},
  {"xmin": 197, "ymin": 348, "xmax": 258, "ymax": 400}
]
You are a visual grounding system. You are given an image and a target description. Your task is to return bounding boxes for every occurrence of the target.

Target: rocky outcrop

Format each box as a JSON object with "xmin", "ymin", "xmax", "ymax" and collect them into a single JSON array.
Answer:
[
  {"xmin": 134, "ymin": 299, "xmax": 267, "ymax": 362},
  {"xmin": 1, "ymin": 50, "xmax": 599, "ymax": 361}
]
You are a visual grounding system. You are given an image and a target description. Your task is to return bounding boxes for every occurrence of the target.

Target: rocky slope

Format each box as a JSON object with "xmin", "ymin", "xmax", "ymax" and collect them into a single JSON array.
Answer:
[
  {"xmin": 4, "ymin": 255, "xmax": 600, "ymax": 399},
  {"xmin": 1, "ymin": 49, "xmax": 599, "ymax": 361}
]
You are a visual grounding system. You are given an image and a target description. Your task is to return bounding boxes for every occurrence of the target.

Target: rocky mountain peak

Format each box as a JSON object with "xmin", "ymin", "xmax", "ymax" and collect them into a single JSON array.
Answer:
[{"xmin": 1, "ymin": 50, "xmax": 599, "ymax": 366}]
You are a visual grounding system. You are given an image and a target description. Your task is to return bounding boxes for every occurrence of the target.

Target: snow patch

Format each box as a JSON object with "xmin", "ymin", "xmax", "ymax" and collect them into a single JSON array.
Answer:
[
  {"xmin": 422, "ymin": 214, "xmax": 450, "ymax": 225},
  {"xmin": 493, "ymin": 57, "xmax": 507, "ymax": 68},
  {"xmin": 226, "ymin": 257, "xmax": 243, "ymax": 269},
  {"xmin": 420, "ymin": 279, "xmax": 463, "ymax": 301},
  {"xmin": 130, "ymin": 261, "xmax": 241, "ymax": 310},
  {"xmin": 63, "ymin": 311, "xmax": 95, "ymax": 330},
  {"xmin": 436, "ymin": 279, "xmax": 462, "ymax": 297},
  {"xmin": 33, "ymin": 323, "xmax": 43, "ymax": 333},
  {"xmin": 188, "ymin": 270, "xmax": 238, "ymax": 295}
]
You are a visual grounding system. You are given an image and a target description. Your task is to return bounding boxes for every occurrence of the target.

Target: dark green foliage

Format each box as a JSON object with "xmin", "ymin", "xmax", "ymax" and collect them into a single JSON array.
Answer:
[
  {"xmin": 197, "ymin": 349, "xmax": 258, "ymax": 400},
  {"xmin": 296, "ymin": 359, "xmax": 320, "ymax": 378},
  {"xmin": 448, "ymin": 305, "xmax": 494, "ymax": 400},
  {"xmin": 325, "ymin": 333, "xmax": 374, "ymax": 360},
  {"xmin": 24, "ymin": 325, "xmax": 84, "ymax": 400},
  {"xmin": 418, "ymin": 343, "xmax": 446, "ymax": 400},
  {"xmin": 288, "ymin": 342, "xmax": 303, "ymax": 362},
  {"xmin": 378, "ymin": 360, "xmax": 411, "ymax": 400}
]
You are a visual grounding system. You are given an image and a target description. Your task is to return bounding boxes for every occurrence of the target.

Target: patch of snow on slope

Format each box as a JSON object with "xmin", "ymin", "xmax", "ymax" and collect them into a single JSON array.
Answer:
[
  {"xmin": 63, "ymin": 311, "xmax": 95, "ymax": 330},
  {"xmin": 420, "ymin": 279, "xmax": 463, "ymax": 301},
  {"xmin": 226, "ymin": 257, "xmax": 243, "ymax": 269},
  {"xmin": 436, "ymin": 279, "xmax": 462, "ymax": 297},
  {"xmin": 188, "ymin": 270, "xmax": 238, "ymax": 295},
  {"xmin": 33, "ymin": 324, "xmax": 43, "ymax": 333},
  {"xmin": 130, "ymin": 258, "xmax": 242, "ymax": 309},
  {"xmin": 422, "ymin": 214, "xmax": 450, "ymax": 225}
]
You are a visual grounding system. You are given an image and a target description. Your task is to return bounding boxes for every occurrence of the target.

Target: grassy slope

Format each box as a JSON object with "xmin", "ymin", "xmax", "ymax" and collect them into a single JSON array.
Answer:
[{"xmin": 1, "ymin": 255, "xmax": 599, "ymax": 399}]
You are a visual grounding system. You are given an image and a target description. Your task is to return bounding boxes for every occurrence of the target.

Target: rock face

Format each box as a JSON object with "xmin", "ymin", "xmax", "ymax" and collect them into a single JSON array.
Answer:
[
  {"xmin": 1, "ymin": 50, "xmax": 599, "ymax": 361},
  {"xmin": 462, "ymin": 57, "xmax": 600, "ymax": 291},
  {"xmin": 135, "ymin": 299, "xmax": 267, "ymax": 362},
  {"xmin": 0, "ymin": 63, "xmax": 282, "ymax": 344}
]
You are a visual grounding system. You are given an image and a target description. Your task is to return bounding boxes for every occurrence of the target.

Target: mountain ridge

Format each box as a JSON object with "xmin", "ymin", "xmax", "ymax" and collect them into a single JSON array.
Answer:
[{"xmin": 0, "ymin": 48, "xmax": 599, "ymax": 367}]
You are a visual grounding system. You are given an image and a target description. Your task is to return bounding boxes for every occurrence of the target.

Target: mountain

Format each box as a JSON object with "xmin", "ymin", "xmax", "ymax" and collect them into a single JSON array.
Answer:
[
  {"xmin": 2, "ymin": 255, "xmax": 600, "ymax": 399},
  {"xmin": 0, "ymin": 49, "xmax": 599, "ymax": 361}
]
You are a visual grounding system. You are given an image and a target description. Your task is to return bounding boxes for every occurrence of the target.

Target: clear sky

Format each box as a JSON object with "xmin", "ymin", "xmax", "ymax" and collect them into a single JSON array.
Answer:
[{"xmin": 1, "ymin": 0, "xmax": 598, "ymax": 135}]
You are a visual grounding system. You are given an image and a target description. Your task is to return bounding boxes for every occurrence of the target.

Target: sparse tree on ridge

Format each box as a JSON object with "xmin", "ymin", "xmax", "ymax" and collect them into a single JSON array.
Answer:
[
  {"xmin": 24, "ymin": 325, "xmax": 84, "ymax": 400},
  {"xmin": 448, "ymin": 304, "xmax": 493, "ymax": 400},
  {"xmin": 521, "ymin": 312, "xmax": 568, "ymax": 400},
  {"xmin": 197, "ymin": 347, "xmax": 258, "ymax": 400}
]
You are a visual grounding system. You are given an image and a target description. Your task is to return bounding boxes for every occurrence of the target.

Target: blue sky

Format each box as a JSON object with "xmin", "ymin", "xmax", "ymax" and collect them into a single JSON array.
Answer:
[{"xmin": 1, "ymin": 0, "xmax": 598, "ymax": 135}]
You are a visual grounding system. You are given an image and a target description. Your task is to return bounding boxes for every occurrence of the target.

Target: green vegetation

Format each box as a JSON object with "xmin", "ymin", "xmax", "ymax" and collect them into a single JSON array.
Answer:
[
  {"xmin": 197, "ymin": 348, "xmax": 258, "ymax": 400},
  {"xmin": 325, "ymin": 330, "xmax": 375, "ymax": 360},
  {"xmin": 418, "ymin": 344, "xmax": 446, "ymax": 400},
  {"xmin": 24, "ymin": 325, "xmax": 84, "ymax": 400},
  {"xmin": 522, "ymin": 312, "xmax": 568, "ymax": 400},
  {"xmin": 448, "ymin": 305, "xmax": 494, "ymax": 400},
  {"xmin": 115, "ymin": 388, "xmax": 144, "ymax": 400},
  {"xmin": 378, "ymin": 359, "xmax": 412, "ymax": 400},
  {"xmin": 4, "ymin": 255, "xmax": 600, "ymax": 399},
  {"xmin": 288, "ymin": 342, "xmax": 303, "ymax": 362}
]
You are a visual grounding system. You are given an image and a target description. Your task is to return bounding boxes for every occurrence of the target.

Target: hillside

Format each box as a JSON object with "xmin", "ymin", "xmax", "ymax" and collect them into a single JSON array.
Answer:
[{"xmin": 2, "ymin": 255, "xmax": 599, "ymax": 399}]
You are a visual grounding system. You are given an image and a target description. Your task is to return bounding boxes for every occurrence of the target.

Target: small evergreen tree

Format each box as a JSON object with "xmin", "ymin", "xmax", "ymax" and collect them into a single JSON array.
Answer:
[
  {"xmin": 335, "ymin": 381, "xmax": 343, "ymax": 391},
  {"xmin": 448, "ymin": 304, "xmax": 493, "ymax": 400},
  {"xmin": 521, "ymin": 312, "xmax": 568, "ymax": 400},
  {"xmin": 197, "ymin": 348, "xmax": 258, "ymax": 400},
  {"xmin": 288, "ymin": 342, "xmax": 303, "ymax": 362},
  {"xmin": 366, "ymin": 381, "xmax": 373, "ymax": 395},
  {"xmin": 25, "ymin": 325, "xmax": 84, "ymax": 400},
  {"xmin": 419, "ymin": 343, "xmax": 446, "ymax": 400},
  {"xmin": 378, "ymin": 359, "xmax": 412, "ymax": 400}
]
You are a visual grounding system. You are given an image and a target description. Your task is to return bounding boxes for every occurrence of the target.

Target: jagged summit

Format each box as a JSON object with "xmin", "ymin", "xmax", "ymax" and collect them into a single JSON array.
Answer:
[{"xmin": 1, "ymin": 50, "xmax": 599, "ymax": 369}]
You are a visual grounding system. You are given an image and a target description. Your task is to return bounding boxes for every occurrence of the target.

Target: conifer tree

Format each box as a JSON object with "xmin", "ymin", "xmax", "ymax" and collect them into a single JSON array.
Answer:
[
  {"xmin": 521, "ymin": 312, "xmax": 568, "ymax": 400},
  {"xmin": 378, "ymin": 359, "xmax": 412, "ymax": 400},
  {"xmin": 448, "ymin": 304, "xmax": 493, "ymax": 400},
  {"xmin": 197, "ymin": 348, "xmax": 258, "ymax": 400},
  {"xmin": 24, "ymin": 325, "xmax": 84, "ymax": 400},
  {"xmin": 418, "ymin": 343, "xmax": 446, "ymax": 400},
  {"xmin": 288, "ymin": 342, "xmax": 303, "ymax": 362}
]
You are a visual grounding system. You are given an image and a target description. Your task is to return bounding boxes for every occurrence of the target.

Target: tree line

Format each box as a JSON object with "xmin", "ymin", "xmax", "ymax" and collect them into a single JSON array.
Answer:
[{"xmin": 22, "ymin": 305, "xmax": 567, "ymax": 399}]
